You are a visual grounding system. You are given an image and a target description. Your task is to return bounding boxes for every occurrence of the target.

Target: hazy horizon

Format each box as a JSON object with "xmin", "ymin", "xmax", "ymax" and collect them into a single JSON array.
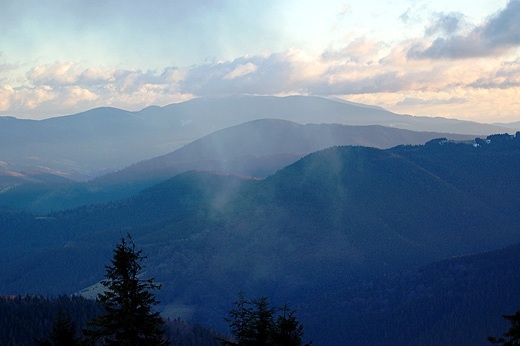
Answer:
[
  {"xmin": 2, "ymin": 95, "xmax": 519, "ymax": 126},
  {"xmin": 1, "ymin": 0, "xmax": 519, "ymax": 123}
]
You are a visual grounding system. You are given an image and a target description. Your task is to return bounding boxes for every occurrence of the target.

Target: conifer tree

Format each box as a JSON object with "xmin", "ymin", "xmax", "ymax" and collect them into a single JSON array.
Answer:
[
  {"xmin": 489, "ymin": 310, "xmax": 520, "ymax": 345},
  {"xmin": 226, "ymin": 292, "xmax": 254, "ymax": 345},
  {"xmin": 250, "ymin": 297, "xmax": 276, "ymax": 346},
  {"xmin": 272, "ymin": 303, "xmax": 304, "ymax": 346},
  {"xmin": 84, "ymin": 234, "xmax": 169, "ymax": 346},
  {"xmin": 224, "ymin": 293, "xmax": 307, "ymax": 346},
  {"xmin": 36, "ymin": 311, "xmax": 81, "ymax": 346}
]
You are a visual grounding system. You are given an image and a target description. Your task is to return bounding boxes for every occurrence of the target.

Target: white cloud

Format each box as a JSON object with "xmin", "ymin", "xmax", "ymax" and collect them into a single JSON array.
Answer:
[
  {"xmin": 2, "ymin": 46, "xmax": 519, "ymax": 122},
  {"xmin": 79, "ymin": 67, "xmax": 116, "ymax": 85},
  {"xmin": 0, "ymin": 85, "xmax": 13, "ymax": 111},
  {"xmin": 2, "ymin": 85, "xmax": 57, "ymax": 114},
  {"xmin": 61, "ymin": 86, "xmax": 99, "ymax": 108},
  {"xmin": 224, "ymin": 63, "xmax": 258, "ymax": 80},
  {"xmin": 27, "ymin": 61, "xmax": 80, "ymax": 86},
  {"xmin": 322, "ymin": 37, "xmax": 386, "ymax": 65},
  {"xmin": 395, "ymin": 96, "xmax": 468, "ymax": 106},
  {"xmin": 470, "ymin": 58, "xmax": 520, "ymax": 88}
]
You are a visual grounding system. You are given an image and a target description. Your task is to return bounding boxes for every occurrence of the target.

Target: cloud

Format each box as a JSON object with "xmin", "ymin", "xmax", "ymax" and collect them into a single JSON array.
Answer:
[
  {"xmin": 0, "ymin": 85, "xmax": 14, "ymax": 111},
  {"xmin": 78, "ymin": 67, "xmax": 117, "ymax": 85},
  {"xmin": 424, "ymin": 12, "xmax": 467, "ymax": 37},
  {"xmin": 469, "ymin": 58, "xmax": 520, "ymax": 89},
  {"xmin": 0, "ymin": 62, "xmax": 19, "ymax": 83},
  {"xmin": 27, "ymin": 61, "xmax": 80, "ymax": 86},
  {"xmin": 322, "ymin": 38, "xmax": 384, "ymax": 64},
  {"xmin": 0, "ymin": 48, "xmax": 499, "ymax": 111},
  {"xmin": 408, "ymin": 0, "xmax": 520, "ymax": 59},
  {"xmin": 1, "ymin": 1, "xmax": 517, "ymax": 122},
  {"xmin": 2, "ymin": 34, "xmax": 520, "ymax": 123},
  {"xmin": 2, "ymin": 62, "xmax": 191, "ymax": 116},
  {"xmin": 61, "ymin": 86, "xmax": 99, "ymax": 107},
  {"xmin": 181, "ymin": 54, "xmax": 296, "ymax": 96},
  {"xmin": 395, "ymin": 97, "xmax": 468, "ymax": 106},
  {"xmin": 323, "ymin": 72, "xmax": 416, "ymax": 95},
  {"xmin": 0, "ymin": 85, "xmax": 56, "ymax": 113},
  {"xmin": 483, "ymin": 0, "xmax": 520, "ymax": 47},
  {"xmin": 224, "ymin": 63, "xmax": 258, "ymax": 80},
  {"xmin": 25, "ymin": 62, "xmax": 167, "ymax": 94}
]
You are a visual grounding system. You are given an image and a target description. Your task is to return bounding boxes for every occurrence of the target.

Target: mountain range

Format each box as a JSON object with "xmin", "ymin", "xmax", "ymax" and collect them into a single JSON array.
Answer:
[
  {"xmin": 2, "ymin": 95, "xmax": 520, "ymax": 345},
  {"xmin": 1, "ymin": 133, "xmax": 519, "ymax": 345},
  {"xmin": 0, "ymin": 118, "xmax": 475, "ymax": 214},
  {"xmin": 1, "ymin": 95, "xmax": 518, "ymax": 181},
  {"xmin": 99, "ymin": 119, "xmax": 475, "ymax": 183}
]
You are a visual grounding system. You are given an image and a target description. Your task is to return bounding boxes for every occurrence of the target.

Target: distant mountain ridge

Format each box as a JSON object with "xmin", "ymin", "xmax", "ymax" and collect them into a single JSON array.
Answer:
[
  {"xmin": 0, "ymin": 119, "xmax": 474, "ymax": 214},
  {"xmin": 1, "ymin": 95, "xmax": 517, "ymax": 180},
  {"xmin": 98, "ymin": 119, "xmax": 475, "ymax": 185}
]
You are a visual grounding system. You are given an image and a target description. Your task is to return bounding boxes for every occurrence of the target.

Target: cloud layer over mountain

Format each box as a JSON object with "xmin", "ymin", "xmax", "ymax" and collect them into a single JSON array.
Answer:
[{"xmin": 0, "ymin": 0, "xmax": 518, "ymax": 122}]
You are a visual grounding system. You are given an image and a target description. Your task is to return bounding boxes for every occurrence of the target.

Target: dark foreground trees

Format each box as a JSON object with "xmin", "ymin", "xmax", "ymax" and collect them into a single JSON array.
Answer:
[
  {"xmin": 83, "ymin": 234, "xmax": 169, "ymax": 346},
  {"xmin": 224, "ymin": 292, "xmax": 309, "ymax": 346},
  {"xmin": 35, "ymin": 311, "xmax": 82, "ymax": 346},
  {"xmin": 489, "ymin": 310, "xmax": 520, "ymax": 345}
]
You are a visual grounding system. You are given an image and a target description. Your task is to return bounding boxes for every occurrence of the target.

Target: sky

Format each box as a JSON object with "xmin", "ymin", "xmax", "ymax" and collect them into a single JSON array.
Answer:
[{"xmin": 1, "ymin": 0, "xmax": 519, "ymax": 123}]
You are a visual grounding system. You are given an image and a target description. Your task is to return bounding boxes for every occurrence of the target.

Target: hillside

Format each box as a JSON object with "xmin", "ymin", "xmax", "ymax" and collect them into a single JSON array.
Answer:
[
  {"xmin": 303, "ymin": 242, "xmax": 520, "ymax": 345},
  {"xmin": 0, "ymin": 134, "xmax": 519, "ymax": 345},
  {"xmin": 0, "ymin": 119, "xmax": 474, "ymax": 214},
  {"xmin": 99, "ymin": 119, "xmax": 474, "ymax": 184}
]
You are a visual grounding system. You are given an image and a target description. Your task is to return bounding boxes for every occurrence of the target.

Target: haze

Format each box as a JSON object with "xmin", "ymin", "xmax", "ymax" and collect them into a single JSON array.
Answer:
[{"xmin": 0, "ymin": 0, "xmax": 519, "ymax": 122}]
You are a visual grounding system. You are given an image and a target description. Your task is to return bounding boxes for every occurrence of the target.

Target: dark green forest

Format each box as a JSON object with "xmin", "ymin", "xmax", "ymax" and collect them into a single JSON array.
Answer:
[
  {"xmin": 0, "ymin": 295, "xmax": 222, "ymax": 346},
  {"xmin": 1, "ymin": 133, "xmax": 520, "ymax": 345},
  {"xmin": 0, "ymin": 295, "xmax": 101, "ymax": 345},
  {"xmin": 300, "ymin": 242, "xmax": 520, "ymax": 345},
  {"xmin": 3, "ymin": 242, "xmax": 520, "ymax": 345}
]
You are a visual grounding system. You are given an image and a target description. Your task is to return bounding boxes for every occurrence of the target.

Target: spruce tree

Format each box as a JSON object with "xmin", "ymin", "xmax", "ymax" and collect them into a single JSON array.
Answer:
[
  {"xmin": 36, "ymin": 311, "xmax": 81, "ymax": 346},
  {"xmin": 84, "ymin": 234, "xmax": 169, "ymax": 346},
  {"xmin": 224, "ymin": 294, "xmax": 307, "ymax": 346},
  {"xmin": 249, "ymin": 297, "xmax": 276, "ymax": 346},
  {"xmin": 489, "ymin": 310, "xmax": 520, "ymax": 345},
  {"xmin": 272, "ymin": 303, "xmax": 304, "ymax": 346},
  {"xmin": 226, "ymin": 292, "xmax": 255, "ymax": 345}
]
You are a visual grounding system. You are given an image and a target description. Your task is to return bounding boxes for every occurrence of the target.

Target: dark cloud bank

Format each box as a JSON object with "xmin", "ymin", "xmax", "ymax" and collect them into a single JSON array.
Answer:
[{"xmin": 408, "ymin": 0, "xmax": 520, "ymax": 59}]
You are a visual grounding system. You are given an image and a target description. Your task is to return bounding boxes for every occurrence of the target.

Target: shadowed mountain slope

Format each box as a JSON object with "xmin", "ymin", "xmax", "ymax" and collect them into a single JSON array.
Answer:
[
  {"xmin": 98, "ymin": 119, "xmax": 475, "ymax": 184},
  {"xmin": 0, "ymin": 119, "xmax": 474, "ymax": 214},
  {"xmin": 303, "ymin": 242, "xmax": 520, "ymax": 346},
  {"xmin": 0, "ymin": 135, "xmax": 519, "ymax": 346}
]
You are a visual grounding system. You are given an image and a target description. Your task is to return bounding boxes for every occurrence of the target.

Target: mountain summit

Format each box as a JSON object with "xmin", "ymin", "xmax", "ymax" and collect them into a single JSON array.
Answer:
[{"xmin": 1, "ymin": 95, "xmax": 515, "ymax": 180}]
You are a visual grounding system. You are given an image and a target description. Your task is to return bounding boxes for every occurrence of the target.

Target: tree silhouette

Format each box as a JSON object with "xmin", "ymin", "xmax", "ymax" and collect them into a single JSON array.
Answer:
[
  {"xmin": 249, "ymin": 297, "xmax": 276, "ymax": 346},
  {"xmin": 225, "ymin": 292, "xmax": 255, "ymax": 345},
  {"xmin": 272, "ymin": 303, "xmax": 304, "ymax": 346},
  {"xmin": 83, "ymin": 234, "xmax": 169, "ymax": 345},
  {"xmin": 489, "ymin": 310, "xmax": 520, "ymax": 345},
  {"xmin": 36, "ymin": 311, "xmax": 81, "ymax": 346},
  {"xmin": 224, "ymin": 293, "xmax": 307, "ymax": 346}
]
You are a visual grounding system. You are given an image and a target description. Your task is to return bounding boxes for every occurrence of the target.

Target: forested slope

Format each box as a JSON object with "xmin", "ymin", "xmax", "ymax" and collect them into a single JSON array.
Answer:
[{"xmin": 1, "ymin": 133, "xmax": 519, "ymax": 345}]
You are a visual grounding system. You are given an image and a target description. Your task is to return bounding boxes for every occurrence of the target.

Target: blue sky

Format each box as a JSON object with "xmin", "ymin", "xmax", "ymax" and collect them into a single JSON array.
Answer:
[{"xmin": 1, "ymin": 0, "xmax": 519, "ymax": 122}]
